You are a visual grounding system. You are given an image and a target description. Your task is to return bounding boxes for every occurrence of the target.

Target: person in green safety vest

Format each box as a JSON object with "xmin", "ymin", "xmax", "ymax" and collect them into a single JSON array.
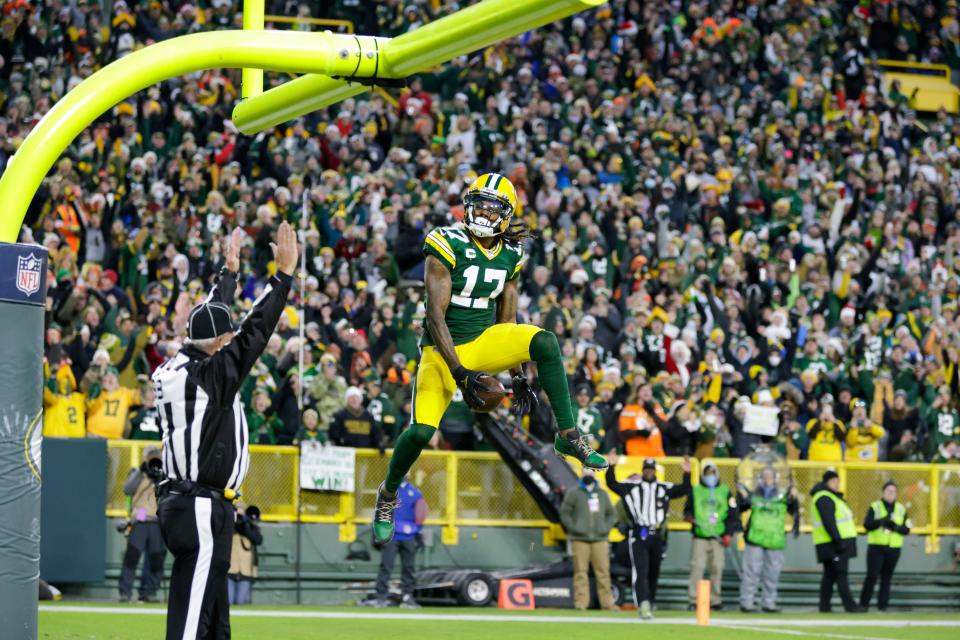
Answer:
[
  {"xmin": 736, "ymin": 467, "xmax": 799, "ymax": 613},
  {"xmin": 684, "ymin": 462, "xmax": 738, "ymax": 611},
  {"xmin": 859, "ymin": 481, "xmax": 911, "ymax": 611},
  {"xmin": 810, "ymin": 469, "xmax": 865, "ymax": 613}
]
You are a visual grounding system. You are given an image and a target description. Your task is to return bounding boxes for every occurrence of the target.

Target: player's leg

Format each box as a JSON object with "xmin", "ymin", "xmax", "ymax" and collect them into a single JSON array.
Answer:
[
  {"xmin": 374, "ymin": 348, "xmax": 454, "ymax": 544},
  {"xmin": 462, "ymin": 324, "xmax": 606, "ymax": 468}
]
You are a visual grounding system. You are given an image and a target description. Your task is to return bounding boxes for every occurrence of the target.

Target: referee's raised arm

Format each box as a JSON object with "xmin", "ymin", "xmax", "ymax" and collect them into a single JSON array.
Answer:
[{"xmin": 197, "ymin": 223, "xmax": 300, "ymax": 405}]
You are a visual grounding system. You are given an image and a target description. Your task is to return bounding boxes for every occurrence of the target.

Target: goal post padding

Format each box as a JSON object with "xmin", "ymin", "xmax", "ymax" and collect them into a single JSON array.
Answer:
[{"xmin": 0, "ymin": 243, "xmax": 48, "ymax": 640}]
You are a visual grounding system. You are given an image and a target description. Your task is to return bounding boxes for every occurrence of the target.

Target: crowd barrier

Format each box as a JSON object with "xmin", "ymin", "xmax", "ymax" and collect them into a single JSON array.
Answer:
[{"xmin": 104, "ymin": 441, "xmax": 960, "ymax": 551}]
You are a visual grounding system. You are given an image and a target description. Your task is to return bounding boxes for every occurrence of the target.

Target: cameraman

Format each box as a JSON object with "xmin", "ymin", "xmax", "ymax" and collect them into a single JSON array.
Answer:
[
  {"xmin": 228, "ymin": 505, "xmax": 263, "ymax": 606},
  {"xmin": 119, "ymin": 446, "xmax": 166, "ymax": 603}
]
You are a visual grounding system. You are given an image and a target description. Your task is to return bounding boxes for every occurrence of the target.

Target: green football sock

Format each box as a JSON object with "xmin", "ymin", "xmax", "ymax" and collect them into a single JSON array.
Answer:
[
  {"xmin": 385, "ymin": 423, "xmax": 436, "ymax": 493},
  {"xmin": 529, "ymin": 330, "xmax": 575, "ymax": 431}
]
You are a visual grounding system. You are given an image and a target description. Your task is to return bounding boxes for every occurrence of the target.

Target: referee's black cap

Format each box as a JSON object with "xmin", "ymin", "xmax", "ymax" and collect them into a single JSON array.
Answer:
[
  {"xmin": 188, "ymin": 302, "xmax": 237, "ymax": 340},
  {"xmin": 642, "ymin": 457, "xmax": 657, "ymax": 470}
]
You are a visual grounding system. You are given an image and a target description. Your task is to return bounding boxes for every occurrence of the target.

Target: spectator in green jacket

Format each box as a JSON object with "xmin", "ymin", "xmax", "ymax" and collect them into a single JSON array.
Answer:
[
  {"xmin": 685, "ymin": 462, "xmax": 739, "ymax": 610},
  {"xmin": 247, "ymin": 390, "xmax": 283, "ymax": 445},
  {"xmin": 736, "ymin": 469, "xmax": 799, "ymax": 613},
  {"xmin": 297, "ymin": 409, "xmax": 327, "ymax": 444},
  {"xmin": 559, "ymin": 469, "xmax": 617, "ymax": 611}
]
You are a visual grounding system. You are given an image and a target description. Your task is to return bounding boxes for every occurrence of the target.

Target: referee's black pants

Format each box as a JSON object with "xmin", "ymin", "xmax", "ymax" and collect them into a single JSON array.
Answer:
[
  {"xmin": 627, "ymin": 527, "xmax": 664, "ymax": 605},
  {"xmin": 860, "ymin": 545, "xmax": 900, "ymax": 610},
  {"xmin": 159, "ymin": 493, "xmax": 235, "ymax": 640}
]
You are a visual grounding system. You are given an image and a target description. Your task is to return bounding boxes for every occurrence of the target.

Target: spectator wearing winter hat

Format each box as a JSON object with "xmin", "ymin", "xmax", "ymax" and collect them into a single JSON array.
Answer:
[{"xmin": 329, "ymin": 386, "xmax": 382, "ymax": 452}]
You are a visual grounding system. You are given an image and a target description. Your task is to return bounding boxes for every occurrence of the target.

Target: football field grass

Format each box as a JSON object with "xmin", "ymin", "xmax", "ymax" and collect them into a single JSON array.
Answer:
[{"xmin": 39, "ymin": 603, "xmax": 960, "ymax": 640}]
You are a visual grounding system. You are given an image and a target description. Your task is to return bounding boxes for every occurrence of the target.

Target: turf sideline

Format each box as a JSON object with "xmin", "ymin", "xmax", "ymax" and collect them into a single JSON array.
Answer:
[{"xmin": 38, "ymin": 606, "xmax": 959, "ymax": 627}]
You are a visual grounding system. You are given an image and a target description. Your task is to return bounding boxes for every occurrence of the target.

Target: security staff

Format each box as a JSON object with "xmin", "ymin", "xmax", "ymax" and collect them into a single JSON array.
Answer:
[
  {"xmin": 685, "ymin": 462, "xmax": 738, "ymax": 611},
  {"xmin": 153, "ymin": 224, "xmax": 298, "ymax": 640},
  {"xmin": 859, "ymin": 481, "xmax": 910, "ymax": 611},
  {"xmin": 605, "ymin": 455, "xmax": 691, "ymax": 619},
  {"xmin": 811, "ymin": 470, "xmax": 864, "ymax": 613},
  {"xmin": 737, "ymin": 469, "xmax": 799, "ymax": 613}
]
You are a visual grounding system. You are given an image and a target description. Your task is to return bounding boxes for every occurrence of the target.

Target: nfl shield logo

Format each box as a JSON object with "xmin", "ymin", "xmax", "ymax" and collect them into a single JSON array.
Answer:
[{"xmin": 16, "ymin": 253, "xmax": 42, "ymax": 296}]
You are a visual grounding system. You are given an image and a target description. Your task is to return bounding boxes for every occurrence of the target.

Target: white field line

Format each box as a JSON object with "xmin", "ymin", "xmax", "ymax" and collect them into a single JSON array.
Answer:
[
  {"xmin": 37, "ymin": 606, "xmax": 960, "ymax": 628},
  {"xmin": 729, "ymin": 623, "xmax": 898, "ymax": 640}
]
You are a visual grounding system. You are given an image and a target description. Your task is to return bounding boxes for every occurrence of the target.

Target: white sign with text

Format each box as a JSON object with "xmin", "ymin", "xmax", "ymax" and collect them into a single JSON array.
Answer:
[{"xmin": 300, "ymin": 442, "xmax": 356, "ymax": 492}]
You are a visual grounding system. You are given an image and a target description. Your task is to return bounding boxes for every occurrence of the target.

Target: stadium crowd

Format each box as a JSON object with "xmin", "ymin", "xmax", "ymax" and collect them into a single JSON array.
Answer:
[{"xmin": 14, "ymin": 0, "xmax": 960, "ymax": 464}]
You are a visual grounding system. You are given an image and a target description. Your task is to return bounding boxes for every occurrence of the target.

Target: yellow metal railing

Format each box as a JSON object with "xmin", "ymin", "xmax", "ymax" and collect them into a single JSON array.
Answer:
[
  {"xmin": 264, "ymin": 15, "xmax": 355, "ymax": 33},
  {"xmin": 104, "ymin": 441, "xmax": 960, "ymax": 551}
]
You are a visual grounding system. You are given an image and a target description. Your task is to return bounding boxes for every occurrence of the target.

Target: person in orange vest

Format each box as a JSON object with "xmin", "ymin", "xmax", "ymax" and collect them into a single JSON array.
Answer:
[
  {"xmin": 54, "ymin": 185, "xmax": 84, "ymax": 255},
  {"xmin": 618, "ymin": 382, "xmax": 667, "ymax": 457}
]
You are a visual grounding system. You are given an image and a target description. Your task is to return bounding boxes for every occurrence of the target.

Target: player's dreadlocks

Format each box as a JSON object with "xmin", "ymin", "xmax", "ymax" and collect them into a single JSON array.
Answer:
[{"xmin": 503, "ymin": 217, "xmax": 535, "ymax": 244}]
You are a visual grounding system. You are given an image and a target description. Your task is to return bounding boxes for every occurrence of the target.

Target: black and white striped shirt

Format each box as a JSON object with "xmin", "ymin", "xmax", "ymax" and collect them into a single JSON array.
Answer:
[
  {"xmin": 605, "ymin": 466, "xmax": 690, "ymax": 529},
  {"xmin": 152, "ymin": 271, "xmax": 292, "ymax": 491}
]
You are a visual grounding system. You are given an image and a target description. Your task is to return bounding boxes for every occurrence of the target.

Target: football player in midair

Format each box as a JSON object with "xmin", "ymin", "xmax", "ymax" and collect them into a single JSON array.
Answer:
[{"xmin": 373, "ymin": 173, "xmax": 607, "ymax": 545}]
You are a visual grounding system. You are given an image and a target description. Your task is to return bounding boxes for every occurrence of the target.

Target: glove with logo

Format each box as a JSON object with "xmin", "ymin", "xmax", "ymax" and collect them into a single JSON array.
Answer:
[{"xmin": 451, "ymin": 365, "xmax": 486, "ymax": 411}]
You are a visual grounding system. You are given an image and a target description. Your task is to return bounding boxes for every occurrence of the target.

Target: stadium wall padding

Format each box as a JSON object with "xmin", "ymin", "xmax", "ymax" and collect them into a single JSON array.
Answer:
[
  {"xmin": 0, "ymin": 243, "xmax": 48, "ymax": 640},
  {"xmin": 40, "ymin": 438, "xmax": 107, "ymax": 582}
]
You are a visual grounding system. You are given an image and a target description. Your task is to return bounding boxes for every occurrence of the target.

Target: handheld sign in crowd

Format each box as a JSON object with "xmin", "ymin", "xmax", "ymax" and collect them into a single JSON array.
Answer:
[
  {"xmin": 300, "ymin": 442, "xmax": 356, "ymax": 492},
  {"xmin": 742, "ymin": 404, "xmax": 781, "ymax": 437}
]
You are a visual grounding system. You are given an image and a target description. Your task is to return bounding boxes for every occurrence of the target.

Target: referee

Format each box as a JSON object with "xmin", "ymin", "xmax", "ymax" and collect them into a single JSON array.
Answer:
[
  {"xmin": 153, "ymin": 224, "xmax": 298, "ymax": 640},
  {"xmin": 605, "ymin": 454, "xmax": 691, "ymax": 620}
]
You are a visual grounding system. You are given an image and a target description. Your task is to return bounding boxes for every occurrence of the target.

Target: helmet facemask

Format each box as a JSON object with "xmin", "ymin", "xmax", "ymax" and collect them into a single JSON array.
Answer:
[{"xmin": 464, "ymin": 192, "xmax": 512, "ymax": 238}]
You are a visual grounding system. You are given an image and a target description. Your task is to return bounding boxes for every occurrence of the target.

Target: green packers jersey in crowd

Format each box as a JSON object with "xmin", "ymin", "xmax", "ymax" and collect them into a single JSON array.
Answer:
[
  {"xmin": 422, "ymin": 225, "xmax": 524, "ymax": 346},
  {"xmin": 575, "ymin": 406, "xmax": 604, "ymax": 441}
]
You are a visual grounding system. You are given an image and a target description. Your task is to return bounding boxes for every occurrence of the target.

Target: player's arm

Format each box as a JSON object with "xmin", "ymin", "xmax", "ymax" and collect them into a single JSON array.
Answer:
[
  {"xmin": 425, "ymin": 255, "xmax": 484, "ymax": 408},
  {"xmin": 425, "ymin": 254, "xmax": 463, "ymax": 373}
]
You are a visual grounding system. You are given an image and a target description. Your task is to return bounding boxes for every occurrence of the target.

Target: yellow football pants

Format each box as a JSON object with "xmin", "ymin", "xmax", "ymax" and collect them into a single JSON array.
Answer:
[{"xmin": 411, "ymin": 323, "xmax": 542, "ymax": 428}]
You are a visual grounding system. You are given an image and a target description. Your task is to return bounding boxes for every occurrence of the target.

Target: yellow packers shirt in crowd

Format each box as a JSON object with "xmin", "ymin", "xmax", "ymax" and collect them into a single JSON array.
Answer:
[
  {"xmin": 43, "ymin": 386, "xmax": 86, "ymax": 438},
  {"xmin": 87, "ymin": 387, "xmax": 142, "ymax": 439}
]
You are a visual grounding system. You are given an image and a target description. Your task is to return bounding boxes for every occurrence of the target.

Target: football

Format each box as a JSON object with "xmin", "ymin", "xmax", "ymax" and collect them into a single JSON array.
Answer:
[{"xmin": 473, "ymin": 375, "xmax": 506, "ymax": 413}]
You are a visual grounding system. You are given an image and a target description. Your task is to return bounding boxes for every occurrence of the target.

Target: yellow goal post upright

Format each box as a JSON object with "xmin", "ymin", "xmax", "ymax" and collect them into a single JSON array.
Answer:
[{"xmin": 0, "ymin": 2, "xmax": 605, "ymax": 637}]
